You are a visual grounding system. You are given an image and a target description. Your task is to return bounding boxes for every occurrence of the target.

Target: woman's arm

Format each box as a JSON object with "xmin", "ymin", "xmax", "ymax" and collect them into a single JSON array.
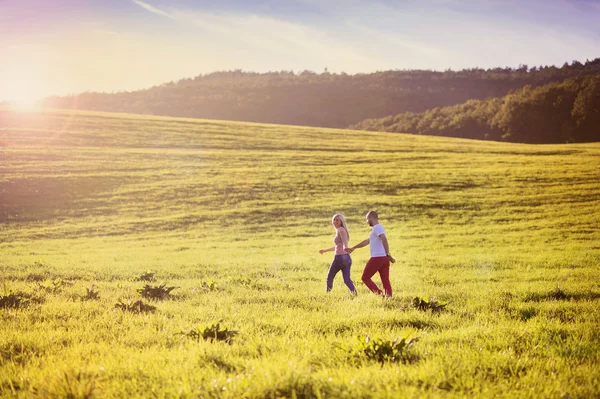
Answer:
[{"xmin": 319, "ymin": 247, "xmax": 335, "ymax": 254}]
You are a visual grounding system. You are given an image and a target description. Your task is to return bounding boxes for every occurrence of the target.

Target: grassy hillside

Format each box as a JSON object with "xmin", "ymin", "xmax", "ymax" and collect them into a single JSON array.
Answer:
[{"xmin": 1, "ymin": 108, "xmax": 599, "ymax": 398}]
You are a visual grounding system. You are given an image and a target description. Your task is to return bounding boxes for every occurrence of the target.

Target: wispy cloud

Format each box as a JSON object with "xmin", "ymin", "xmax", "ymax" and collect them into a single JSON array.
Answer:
[
  {"xmin": 95, "ymin": 1, "xmax": 385, "ymax": 74},
  {"xmin": 140, "ymin": 6, "xmax": 388, "ymax": 72},
  {"xmin": 131, "ymin": 0, "xmax": 174, "ymax": 19}
]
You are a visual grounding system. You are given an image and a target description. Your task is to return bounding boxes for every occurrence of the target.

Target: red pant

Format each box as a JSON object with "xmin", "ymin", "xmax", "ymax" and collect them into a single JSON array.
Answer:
[{"xmin": 362, "ymin": 256, "xmax": 392, "ymax": 296}]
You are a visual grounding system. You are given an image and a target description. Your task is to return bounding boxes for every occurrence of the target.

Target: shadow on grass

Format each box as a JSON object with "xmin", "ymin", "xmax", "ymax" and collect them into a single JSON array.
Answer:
[
  {"xmin": 381, "ymin": 318, "xmax": 441, "ymax": 330},
  {"xmin": 523, "ymin": 288, "xmax": 600, "ymax": 302}
]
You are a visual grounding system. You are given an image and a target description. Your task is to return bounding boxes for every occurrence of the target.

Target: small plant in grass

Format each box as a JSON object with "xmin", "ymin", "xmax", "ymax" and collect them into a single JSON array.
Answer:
[
  {"xmin": 230, "ymin": 276, "xmax": 269, "ymax": 291},
  {"xmin": 335, "ymin": 334, "xmax": 418, "ymax": 365},
  {"xmin": 38, "ymin": 278, "xmax": 70, "ymax": 294},
  {"xmin": 234, "ymin": 277, "xmax": 251, "ymax": 286},
  {"xmin": 200, "ymin": 279, "xmax": 217, "ymax": 292},
  {"xmin": 549, "ymin": 287, "xmax": 568, "ymax": 300},
  {"xmin": 114, "ymin": 299, "xmax": 156, "ymax": 313},
  {"xmin": 412, "ymin": 296, "xmax": 447, "ymax": 312},
  {"xmin": 137, "ymin": 283, "xmax": 178, "ymax": 300},
  {"xmin": 82, "ymin": 286, "xmax": 100, "ymax": 301},
  {"xmin": 0, "ymin": 283, "xmax": 36, "ymax": 309},
  {"xmin": 176, "ymin": 320, "xmax": 237, "ymax": 343},
  {"xmin": 135, "ymin": 271, "xmax": 156, "ymax": 282}
]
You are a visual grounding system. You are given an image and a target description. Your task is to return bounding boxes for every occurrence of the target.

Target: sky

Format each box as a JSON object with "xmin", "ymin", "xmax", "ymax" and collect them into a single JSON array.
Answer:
[{"xmin": 1, "ymin": 0, "xmax": 599, "ymax": 103}]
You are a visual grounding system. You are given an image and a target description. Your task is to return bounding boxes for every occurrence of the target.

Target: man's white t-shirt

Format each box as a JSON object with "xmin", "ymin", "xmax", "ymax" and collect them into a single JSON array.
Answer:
[{"xmin": 369, "ymin": 224, "xmax": 387, "ymax": 257}]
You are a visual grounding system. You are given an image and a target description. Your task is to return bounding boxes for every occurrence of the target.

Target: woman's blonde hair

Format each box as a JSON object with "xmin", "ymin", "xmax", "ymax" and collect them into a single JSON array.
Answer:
[{"xmin": 332, "ymin": 213, "xmax": 349, "ymax": 240}]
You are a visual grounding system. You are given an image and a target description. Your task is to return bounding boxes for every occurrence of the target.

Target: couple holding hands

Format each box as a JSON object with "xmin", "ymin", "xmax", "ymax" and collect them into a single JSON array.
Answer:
[{"xmin": 319, "ymin": 210, "xmax": 395, "ymax": 297}]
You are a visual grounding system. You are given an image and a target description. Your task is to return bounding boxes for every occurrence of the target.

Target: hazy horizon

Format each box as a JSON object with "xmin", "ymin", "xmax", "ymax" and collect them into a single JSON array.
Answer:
[{"xmin": 2, "ymin": 0, "xmax": 599, "ymax": 104}]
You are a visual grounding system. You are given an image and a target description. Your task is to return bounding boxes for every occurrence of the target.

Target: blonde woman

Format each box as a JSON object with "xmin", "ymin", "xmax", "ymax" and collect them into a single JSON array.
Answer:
[{"xmin": 319, "ymin": 214, "xmax": 357, "ymax": 294}]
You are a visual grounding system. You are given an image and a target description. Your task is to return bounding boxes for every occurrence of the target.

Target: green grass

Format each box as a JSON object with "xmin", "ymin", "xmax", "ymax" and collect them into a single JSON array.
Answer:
[{"xmin": 1, "ymin": 108, "xmax": 599, "ymax": 398}]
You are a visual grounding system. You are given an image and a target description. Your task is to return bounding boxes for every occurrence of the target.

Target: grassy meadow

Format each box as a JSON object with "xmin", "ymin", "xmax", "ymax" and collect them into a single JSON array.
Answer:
[{"xmin": 1, "ymin": 108, "xmax": 599, "ymax": 398}]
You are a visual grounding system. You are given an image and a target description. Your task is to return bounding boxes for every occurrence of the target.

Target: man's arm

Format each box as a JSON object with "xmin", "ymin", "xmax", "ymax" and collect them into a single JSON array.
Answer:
[
  {"xmin": 379, "ymin": 234, "xmax": 396, "ymax": 263},
  {"xmin": 347, "ymin": 238, "xmax": 369, "ymax": 253}
]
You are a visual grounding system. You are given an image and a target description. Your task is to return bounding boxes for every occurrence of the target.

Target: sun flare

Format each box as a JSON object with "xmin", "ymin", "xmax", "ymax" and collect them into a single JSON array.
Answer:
[
  {"xmin": 3, "ymin": 73, "xmax": 47, "ymax": 112},
  {"xmin": 11, "ymin": 98, "xmax": 40, "ymax": 112}
]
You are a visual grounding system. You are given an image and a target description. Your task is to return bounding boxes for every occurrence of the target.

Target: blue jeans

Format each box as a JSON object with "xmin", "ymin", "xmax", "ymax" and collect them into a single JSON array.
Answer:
[{"xmin": 326, "ymin": 254, "xmax": 356, "ymax": 293}]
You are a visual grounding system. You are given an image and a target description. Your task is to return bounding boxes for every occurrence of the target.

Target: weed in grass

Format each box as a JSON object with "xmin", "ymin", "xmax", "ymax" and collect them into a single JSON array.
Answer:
[
  {"xmin": 230, "ymin": 276, "xmax": 250, "ymax": 287},
  {"xmin": 177, "ymin": 320, "xmax": 238, "ymax": 343},
  {"xmin": 135, "ymin": 271, "xmax": 156, "ymax": 282},
  {"xmin": 114, "ymin": 300, "xmax": 156, "ymax": 313},
  {"xmin": 37, "ymin": 278, "xmax": 70, "ymax": 294},
  {"xmin": 412, "ymin": 296, "xmax": 448, "ymax": 313},
  {"xmin": 228, "ymin": 276, "xmax": 270, "ymax": 291},
  {"xmin": 335, "ymin": 334, "xmax": 419, "ymax": 365},
  {"xmin": 0, "ymin": 283, "xmax": 36, "ymax": 309},
  {"xmin": 199, "ymin": 279, "xmax": 217, "ymax": 292},
  {"xmin": 81, "ymin": 286, "xmax": 100, "ymax": 301},
  {"xmin": 137, "ymin": 283, "xmax": 178, "ymax": 300}
]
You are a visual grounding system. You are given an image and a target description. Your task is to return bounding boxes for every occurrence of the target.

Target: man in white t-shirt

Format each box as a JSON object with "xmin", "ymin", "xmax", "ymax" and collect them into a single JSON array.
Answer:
[{"xmin": 347, "ymin": 210, "xmax": 395, "ymax": 296}]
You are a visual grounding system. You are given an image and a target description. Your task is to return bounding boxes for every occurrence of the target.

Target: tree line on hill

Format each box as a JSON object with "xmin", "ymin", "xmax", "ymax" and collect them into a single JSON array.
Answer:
[
  {"xmin": 41, "ymin": 59, "xmax": 600, "ymax": 140},
  {"xmin": 351, "ymin": 74, "xmax": 600, "ymax": 144}
]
